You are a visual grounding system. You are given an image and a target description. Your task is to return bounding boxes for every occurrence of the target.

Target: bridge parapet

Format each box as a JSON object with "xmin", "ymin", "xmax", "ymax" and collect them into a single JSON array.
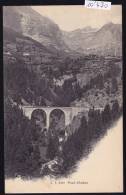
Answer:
[{"xmin": 21, "ymin": 106, "xmax": 103, "ymax": 130}]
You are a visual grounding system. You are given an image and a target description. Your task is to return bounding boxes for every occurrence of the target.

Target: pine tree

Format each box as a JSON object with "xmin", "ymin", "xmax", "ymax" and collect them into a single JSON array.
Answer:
[
  {"xmin": 111, "ymin": 100, "xmax": 120, "ymax": 120},
  {"xmin": 102, "ymin": 104, "xmax": 112, "ymax": 127},
  {"xmin": 111, "ymin": 78, "xmax": 118, "ymax": 93}
]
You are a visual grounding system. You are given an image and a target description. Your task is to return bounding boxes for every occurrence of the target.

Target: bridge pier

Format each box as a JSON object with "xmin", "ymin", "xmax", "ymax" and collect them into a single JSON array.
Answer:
[
  {"xmin": 65, "ymin": 111, "xmax": 72, "ymax": 126},
  {"xmin": 46, "ymin": 111, "xmax": 51, "ymax": 129},
  {"xmin": 21, "ymin": 106, "xmax": 98, "ymax": 133},
  {"xmin": 20, "ymin": 106, "xmax": 104, "ymax": 138}
]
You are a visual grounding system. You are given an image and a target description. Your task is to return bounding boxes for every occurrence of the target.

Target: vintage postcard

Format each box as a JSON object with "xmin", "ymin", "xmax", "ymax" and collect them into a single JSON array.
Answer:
[{"xmin": 3, "ymin": 5, "xmax": 123, "ymax": 193}]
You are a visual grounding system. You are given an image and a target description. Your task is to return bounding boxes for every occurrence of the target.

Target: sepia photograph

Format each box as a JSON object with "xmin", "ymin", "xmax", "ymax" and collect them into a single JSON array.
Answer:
[{"xmin": 3, "ymin": 5, "xmax": 123, "ymax": 193}]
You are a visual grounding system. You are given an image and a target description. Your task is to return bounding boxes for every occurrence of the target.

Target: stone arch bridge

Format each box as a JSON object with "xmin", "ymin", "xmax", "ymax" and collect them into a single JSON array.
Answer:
[{"xmin": 21, "ymin": 106, "xmax": 103, "ymax": 129}]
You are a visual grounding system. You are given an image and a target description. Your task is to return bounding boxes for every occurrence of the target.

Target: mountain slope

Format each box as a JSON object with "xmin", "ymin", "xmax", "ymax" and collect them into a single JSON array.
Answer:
[
  {"xmin": 3, "ymin": 26, "xmax": 57, "ymax": 68},
  {"xmin": 3, "ymin": 26, "xmax": 71, "ymax": 107},
  {"xmin": 3, "ymin": 6, "xmax": 69, "ymax": 52},
  {"xmin": 63, "ymin": 23, "xmax": 122, "ymax": 56},
  {"xmin": 62, "ymin": 27, "xmax": 97, "ymax": 52}
]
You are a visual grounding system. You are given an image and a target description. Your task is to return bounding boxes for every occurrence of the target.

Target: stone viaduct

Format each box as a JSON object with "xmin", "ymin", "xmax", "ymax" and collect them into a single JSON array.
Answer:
[{"xmin": 21, "ymin": 106, "xmax": 103, "ymax": 129}]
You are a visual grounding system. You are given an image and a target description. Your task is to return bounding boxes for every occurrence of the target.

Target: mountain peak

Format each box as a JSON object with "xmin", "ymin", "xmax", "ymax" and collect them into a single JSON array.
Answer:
[
  {"xmin": 3, "ymin": 6, "xmax": 69, "ymax": 52},
  {"xmin": 101, "ymin": 22, "xmax": 121, "ymax": 30},
  {"xmin": 106, "ymin": 22, "xmax": 114, "ymax": 25},
  {"xmin": 62, "ymin": 22, "xmax": 122, "ymax": 56}
]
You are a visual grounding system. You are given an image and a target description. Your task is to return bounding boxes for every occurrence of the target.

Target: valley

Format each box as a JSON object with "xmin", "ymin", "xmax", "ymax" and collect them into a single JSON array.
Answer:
[
  {"xmin": 3, "ymin": 6, "xmax": 122, "ymax": 110},
  {"xmin": 3, "ymin": 5, "xmax": 123, "ymax": 179}
]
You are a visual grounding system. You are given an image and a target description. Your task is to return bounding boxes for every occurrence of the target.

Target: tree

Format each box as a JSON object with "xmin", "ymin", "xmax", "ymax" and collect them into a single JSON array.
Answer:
[
  {"xmin": 111, "ymin": 100, "xmax": 120, "ymax": 120},
  {"xmin": 74, "ymin": 82, "xmax": 82, "ymax": 99},
  {"xmin": 88, "ymin": 108, "xmax": 96, "ymax": 141},
  {"xmin": 111, "ymin": 78, "xmax": 118, "ymax": 93},
  {"xmin": 93, "ymin": 110, "xmax": 103, "ymax": 140},
  {"xmin": 106, "ymin": 85, "xmax": 111, "ymax": 95},
  {"xmin": 79, "ymin": 116, "xmax": 88, "ymax": 147},
  {"xmin": 97, "ymin": 74, "xmax": 104, "ymax": 89},
  {"xmin": 4, "ymin": 102, "xmax": 40, "ymax": 177},
  {"xmin": 102, "ymin": 104, "xmax": 112, "ymax": 127}
]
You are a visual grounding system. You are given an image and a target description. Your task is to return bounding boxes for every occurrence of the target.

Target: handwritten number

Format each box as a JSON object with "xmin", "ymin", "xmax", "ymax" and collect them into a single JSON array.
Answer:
[
  {"xmin": 85, "ymin": 0, "xmax": 110, "ymax": 10},
  {"xmin": 104, "ymin": 3, "xmax": 108, "ymax": 8},
  {"xmin": 88, "ymin": 2, "xmax": 94, "ymax": 7},
  {"xmin": 100, "ymin": 2, "xmax": 104, "ymax": 8},
  {"xmin": 96, "ymin": 1, "xmax": 100, "ymax": 7}
]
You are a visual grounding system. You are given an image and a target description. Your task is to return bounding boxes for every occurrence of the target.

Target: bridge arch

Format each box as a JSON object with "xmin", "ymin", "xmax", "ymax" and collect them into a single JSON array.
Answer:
[
  {"xmin": 31, "ymin": 109, "xmax": 47, "ymax": 127},
  {"xmin": 49, "ymin": 109, "xmax": 65, "ymax": 132},
  {"xmin": 21, "ymin": 106, "xmax": 94, "ymax": 131}
]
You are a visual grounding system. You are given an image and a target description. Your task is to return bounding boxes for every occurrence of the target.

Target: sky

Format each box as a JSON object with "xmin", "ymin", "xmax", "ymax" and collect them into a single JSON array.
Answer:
[{"xmin": 32, "ymin": 5, "xmax": 122, "ymax": 31}]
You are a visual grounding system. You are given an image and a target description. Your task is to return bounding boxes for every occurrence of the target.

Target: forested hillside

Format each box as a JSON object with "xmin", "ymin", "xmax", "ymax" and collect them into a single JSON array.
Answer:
[{"xmin": 4, "ymin": 6, "xmax": 123, "ymax": 178}]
